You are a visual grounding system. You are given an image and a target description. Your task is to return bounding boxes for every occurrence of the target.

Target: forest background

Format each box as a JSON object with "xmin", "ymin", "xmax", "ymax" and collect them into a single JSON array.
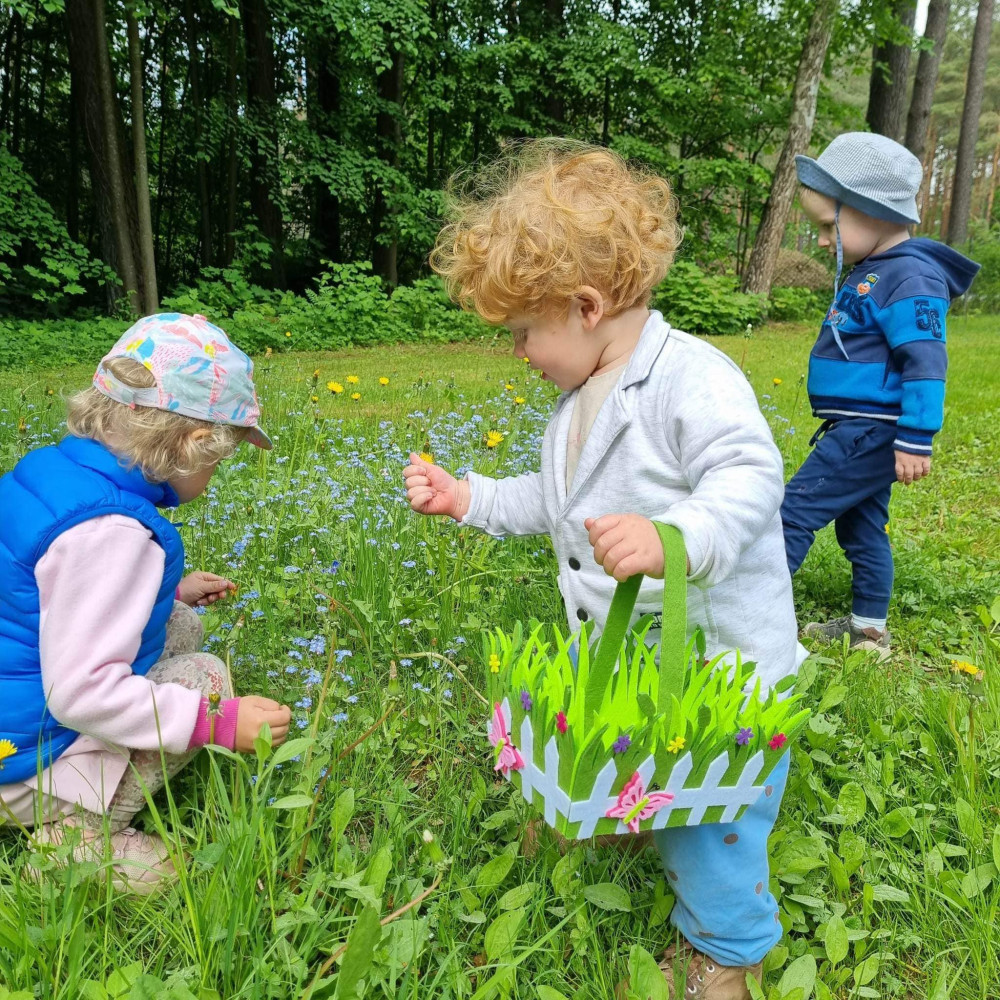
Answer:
[{"xmin": 0, "ymin": 0, "xmax": 997, "ymax": 361}]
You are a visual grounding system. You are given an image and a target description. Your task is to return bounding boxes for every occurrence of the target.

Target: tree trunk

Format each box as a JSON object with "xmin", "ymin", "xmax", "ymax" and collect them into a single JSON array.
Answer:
[
  {"xmin": 223, "ymin": 16, "xmax": 239, "ymax": 266},
  {"xmin": 313, "ymin": 32, "xmax": 341, "ymax": 263},
  {"xmin": 742, "ymin": 0, "xmax": 838, "ymax": 297},
  {"xmin": 184, "ymin": 0, "xmax": 213, "ymax": 269},
  {"xmin": 126, "ymin": 12, "xmax": 158, "ymax": 313},
  {"xmin": 601, "ymin": 0, "xmax": 622, "ymax": 146},
  {"xmin": 542, "ymin": 0, "xmax": 565, "ymax": 126},
  {"xmin": 240, "ymin": 0, "xmax": 285, "ymax": 287},
  {"xmin": 917, "ymin": 119, "xmax": 936, "ymax": 221},
  {"xmin": 0, "ymin": 14, "xmax": 16, "ymax": 135},
  {"xmin": 985, "ymin": 125, "xmax": 1000, "ymax": 224},
  {"xmin": 10, "ymin": 11, "xmax": 23, "ymax": 156},
  {"xmin": 67, "ymin": 69, "xmax": 80, "ymax": 241},
  {"xmin": 904, "ymin": 0, "xmax": 950, "ymax": 159},
  {"xmin": 947, "ymin": 0, "xmax": 995, "ymax": 245},
  {"xmin": 372, "ymin": 41, "xmax": 403, "ymax": 287},
  {"xmin": 866, "ymin": 0, "xmax": 917, "ymax": 141}
]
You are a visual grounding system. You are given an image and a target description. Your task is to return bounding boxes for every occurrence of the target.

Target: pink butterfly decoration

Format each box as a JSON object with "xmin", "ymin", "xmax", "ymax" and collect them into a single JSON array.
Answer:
[
  {"xmin": 488, "ymin": 702, "xmax": 525, "ymax": 775},
  {"xmin": 605, "ymin": 771, "xmax": 674, "ymax": 834}
]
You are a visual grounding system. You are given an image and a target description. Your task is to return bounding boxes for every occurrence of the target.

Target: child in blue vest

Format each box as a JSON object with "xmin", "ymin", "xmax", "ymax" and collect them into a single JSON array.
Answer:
[
  {"xmin": 783, "ymin": 133, "xmax": 980, "ymax": 656},
  {"xmin": 0, "ymin": 313, "xmax": 291, "ymax": 894}
]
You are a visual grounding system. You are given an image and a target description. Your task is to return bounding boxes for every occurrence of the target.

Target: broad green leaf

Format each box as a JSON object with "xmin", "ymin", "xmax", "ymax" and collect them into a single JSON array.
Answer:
[
  {"xmin": 992, "ymin": 825, "xmax": 1000, "ymax": 870},
  {"xmin": 270, "ymin": 736, "xmax": 315, "ymax": 767},
  {"xmin": 362, "ymin": 846, "xmax": 392, "ymax": 896},
  {"xmin": 870, "ymin": 884, "xmax": 910, "ymax": 904},
  {"xmin": 955, "ymin": 798, "xmax": 983, "ymax": 842},
  {"xmin": 837, "ymin": 783, "xmax": 866, "ymax": 825},
  {"xmin": 107, "ymin": 964, "xmax": 143, "ymax": 997},
  {"xmin": 484, "ymin": 907, "xmax": 524, "ymax": 961},
  {"xmin": 331, "ymin": 788, "xmax": 356, "ymax": 840},
  {"xmin": 334, "ymin": 906, "xmax": 381, "ymax": 1000},
  {"xmin": 269, "ymin": 793, "xmax": 313, "ymax": 810},
  {"xmin": 583, "ymin": 882, "xmax": 631, "ymax": 912},
  {"xmin": 628, "ymin": 945, "xmax": 670, "ymax": 1000},
  {"xmin": 477, "ymin": 853, "xmax": 515, "ymax": 893},
  {"xmin": 536, "ymin": 987, "xmax": 569, "ymax": 1000},
  {"xmin": 824, "ymin": 914, "xmax": 849, "ymax": 965},
  {"xmin": 818, "ymin": 684, "xmax": 848, "ymax": 714},
  {"xmin": 498, "ymin": 882, "xmax": 538, "ymax": 911},
  {"xmin": 776, "ymin": 954, "xmax": 817, "ymax": 999},
  {"xmin": 881, "ymin": 807, "xmax": 916, "ymax": 837},
  {"xmin": 961, "ymin": 862, "xmax": 996, "ymax": 899},
  {"xmin": 853, "ymin": 955, "xmax": 880, "ymax": 987}
]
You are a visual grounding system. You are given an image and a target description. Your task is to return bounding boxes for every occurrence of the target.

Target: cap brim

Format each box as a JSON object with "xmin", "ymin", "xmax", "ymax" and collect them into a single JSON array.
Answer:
[
  {"xmin": 247, "ymin": 426, "xmax": 273, "ymax": 450},
  {"xmin": 795, "ymin": 155, "xmax": 919, "ymax": 225}
]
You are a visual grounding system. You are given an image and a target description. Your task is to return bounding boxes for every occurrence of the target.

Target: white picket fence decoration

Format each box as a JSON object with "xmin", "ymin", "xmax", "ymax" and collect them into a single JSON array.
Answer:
[{"xmin": 494, "ymin": 699, "xmax": 770, "ymax": 837}]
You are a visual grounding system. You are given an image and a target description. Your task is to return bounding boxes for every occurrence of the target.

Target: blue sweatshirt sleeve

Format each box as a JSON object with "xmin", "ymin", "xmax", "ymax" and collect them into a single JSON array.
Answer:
[{"xmin": 874, "ymin": 273, "xmax": 950, "ymax": 455}]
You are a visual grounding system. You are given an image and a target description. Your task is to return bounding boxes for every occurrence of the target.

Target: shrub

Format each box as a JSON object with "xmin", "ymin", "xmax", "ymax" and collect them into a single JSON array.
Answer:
[
  {"xmin": 767, "ymin": 286, "xmax": 827, "ymax": 323},
  {"xmin": 652, "ymin": 260, "xmax": 767, "ymax": 335}
]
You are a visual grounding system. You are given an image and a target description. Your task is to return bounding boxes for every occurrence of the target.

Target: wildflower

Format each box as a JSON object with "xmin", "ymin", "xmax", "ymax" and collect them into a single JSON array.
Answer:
[
  {"xmin": 485, "ymin": 430, "xmax": 504, "ymax": 449},
  {"xmin": 504, "ymin": 383, "xmax": 514, "ymax": 391},
  {"xmin": 768, "ymin": 733, "xmax": 787, "ymax": 751},
  {"xmin": 489, "ymin": 653, "xmax": 501, "ymax": 673},
  {"xmin": 347, "ymin": 375, "xmax": 359, "ymax": 384},
  {"xmin": 612, "ymin": 734, "xmax": 631, "ymax": 754},
  {"xmin": 772, "ymin": 377, "xmax": 782, "ymax": 385},
  {"xmin": 379, "ymin": 376, "xmax": 390, "ymax": 385},
  {"xmin": 514, "ymin": 396, "xmax": 526, "ymax": 405},
  {"xmin": 419, "ymin": 452, "xmax": 434, "ymax": 464},
  {"xmin": 735, "ymin": 727, "xmax": 754, "ymax": 746},
  {"xmin": 0, "ymin": 738, "xmax": 18, "ymax": 768},
  {"xmin": 667, "ymin": 735, "xmax": 685, "ymax": 754},
  {"xmin": 264, "ymin": 347, "xmax": 273, "ymax": 358},
  {"xmin": 312, "ymin": 369, "xmax": 320, "ymax": 378},
  {"xmin": 311, "ymin": 395, "xmax": 319, "ymax": 402},
  {"xmin": 328, "ymin": 382, "xmax": 343, "ymax": 394},
  {"xmin": 285, "ymin": 331, "xmax": 292, "ymax": 338},
  {"xmin": 556, "ymin": 711, "xmax": 568, "ymax": 734},
  {"xmin": 523, "ymin": 357, "xmax": 530, "ymax": 364},
  {"xmin": 951, "ymin": 660, "xmax": 982, "ymax": 678},
  {"xmin": 351, "ymin": 392, "xmax": 361, "ymax": 401},
  {"xmin": 520, "ymin": 690, "xmax": 532, "ymax": 711}
]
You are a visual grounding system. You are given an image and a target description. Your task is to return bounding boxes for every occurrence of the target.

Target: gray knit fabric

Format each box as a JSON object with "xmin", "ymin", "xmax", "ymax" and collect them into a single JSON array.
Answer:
[{"xmin": 795, "ymin": 132, "xmax": 922, "ymax": 225}]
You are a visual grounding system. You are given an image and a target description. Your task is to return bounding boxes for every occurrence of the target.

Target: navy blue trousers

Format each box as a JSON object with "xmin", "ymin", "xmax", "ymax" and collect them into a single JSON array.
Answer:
[{"xmin": 781, "ymin": 418, "xmax": 898, "ymax": 620}]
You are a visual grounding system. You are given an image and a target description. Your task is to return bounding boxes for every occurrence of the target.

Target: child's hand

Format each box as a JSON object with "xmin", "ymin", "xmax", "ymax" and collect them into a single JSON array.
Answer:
[
  {"xmin": 235, "ymin": 696, "xmax": 291, "ymax": 752},
  {"xmin": 894, "ymin": 450, "xmax": 931, "ymax": 485},
  {"xmin": 177, "ymin": 571, "xmax": 237, "ymax": 607},
  {"xmin": 585, "ymin": 514, "xmax": 690, "ymax": 581},
  {"xmin": 403, "ymin": 453, "xmax": 471, "ymax": 520}
]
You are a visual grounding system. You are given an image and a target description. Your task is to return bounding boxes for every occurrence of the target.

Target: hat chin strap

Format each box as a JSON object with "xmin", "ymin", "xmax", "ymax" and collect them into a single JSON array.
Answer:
[{"xmin": 828, "ymin": 202, "xmax": 850, "ymax": 360}]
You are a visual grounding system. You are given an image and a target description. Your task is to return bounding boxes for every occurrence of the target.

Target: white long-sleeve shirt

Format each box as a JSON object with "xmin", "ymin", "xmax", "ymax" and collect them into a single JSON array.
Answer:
[{"xmin": 463, "ymin": 311, "xmax": 806, "ymax": 690}]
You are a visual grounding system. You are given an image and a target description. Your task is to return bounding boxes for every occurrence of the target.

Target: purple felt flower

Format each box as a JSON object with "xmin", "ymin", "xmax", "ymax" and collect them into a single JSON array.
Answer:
[
  {"xmin": 736, "ymin": 727, "xmax": 754, "ymax": 746},
  {"xmin": 612, "ymin": 734, "xmax": 631, "ymax": 755},
  {"xmin": 520, "ymin": 690, "xmax": 532, "ymax": 711}
]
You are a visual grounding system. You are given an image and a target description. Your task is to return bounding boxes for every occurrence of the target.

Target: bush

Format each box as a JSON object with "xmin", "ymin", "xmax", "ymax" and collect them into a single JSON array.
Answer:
[
  {"xmin": 652, "ymin": 260, "xmax": 767, "ymax": 335},
  {"xmin": 965, "ymin": 234, "xmax": 1000, "ymax": 314},
  {"xmin": 767, "ymin": 286, "xmax": 827, "ymax": 323}
]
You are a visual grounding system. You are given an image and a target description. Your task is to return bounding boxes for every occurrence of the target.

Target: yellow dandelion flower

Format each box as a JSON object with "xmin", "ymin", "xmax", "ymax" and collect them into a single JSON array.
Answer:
[
  {"xmin": 419, "ymin": 452, "xmax": 434, "ymax": 464},
  {"xmin": 311, "ymin": 395, "xmax": 319, "ymax": 403},
  {"xmin": 351, "ymin": 392, "xmax": 361, "ymax": 401},
  {"xmin": 667, "ymin": 736, "xmax": 686, "ymax": 754},
  {"xmin": 951, "ymin": 660, "xmax": 981, "ymax": 677},
  {"xmin": 485, "ymin": 430, "xmax": 504, "ymax": 449},
  {"xmin": 514, "ymin": 396, "xmax": 526, "ymax": 405},
  {"xmin": 285, "ymin": 331, "xmax": 292, "ymax": 338},
  {"xmin": 505, "ymin": 383, "xmax": 514, "ymax": 391},
  {"xmin": 265, "ymin": 347, "xmax": 273, "ymax": 358},
  {"xmin": 347, "ymin": 375, "xmax": 359, "ymax": 384},
  {"xmin": 523, "ymin": 357, "xmax": 530, "ymax": 364},
  {"xmin": 313, "ymin": 369, "xmax": 320, "ymax": 378},
  {"xmin": 489, "ymin": 653, "xmax": 501, "ymax": 673},
  {"xmin": 772, "ymin": 377, "xmax": 782, "ymax": 386},
  {"xmin": 379, "ymin": 376, "xmax": 390, "ymax": 386},
  {"xmin": 0, "ymin": 738, "xmax": 17, "ymax": 768},
  {"xmin": 328, "ymin": 382, "xmax": 343, "ymax": 394}
]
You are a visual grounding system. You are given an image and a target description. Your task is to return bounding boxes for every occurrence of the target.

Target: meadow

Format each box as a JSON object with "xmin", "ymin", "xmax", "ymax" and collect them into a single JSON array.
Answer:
[{"xmin": 0, "ymin": 316, "xmax": 997, "ymax": 1000}]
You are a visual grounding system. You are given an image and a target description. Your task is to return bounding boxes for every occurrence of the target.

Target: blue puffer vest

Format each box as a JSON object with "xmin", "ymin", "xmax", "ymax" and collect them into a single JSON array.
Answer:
[{"xmin": 0, "ymin": 436, "xmax": 184, "ymax": 784}]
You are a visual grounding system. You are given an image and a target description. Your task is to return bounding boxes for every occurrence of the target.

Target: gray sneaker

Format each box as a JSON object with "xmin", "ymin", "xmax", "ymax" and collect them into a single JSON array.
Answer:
[
  {"xmin": 803, "ymin": 615, "xmax": 891, "ymax": 659},
  {"xmin": 27, "ymin": 824, "xmax": 177, "ymax": 896}
]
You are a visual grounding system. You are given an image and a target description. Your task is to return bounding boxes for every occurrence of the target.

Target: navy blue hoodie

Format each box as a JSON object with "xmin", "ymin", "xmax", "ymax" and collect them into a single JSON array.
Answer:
[{"xmin": 808, "ymin": 237, "xmax": 980, "ymax": 454}]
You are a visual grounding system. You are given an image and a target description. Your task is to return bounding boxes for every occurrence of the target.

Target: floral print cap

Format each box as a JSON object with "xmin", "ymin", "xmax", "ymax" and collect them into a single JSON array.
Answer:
[{"xmin": 93, "ymin": 313, "xmax": 272, "ymax": 450}]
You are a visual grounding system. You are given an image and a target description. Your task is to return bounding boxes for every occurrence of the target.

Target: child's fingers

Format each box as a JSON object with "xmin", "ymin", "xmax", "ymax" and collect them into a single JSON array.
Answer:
[
  {"xmin": 408, "ymin": 487, "xmax": 434, "ymax": 511},
  {"xmin": 591, "ymin": 525, "xmax": 625, "ymax": 564},
  {"xmin": 609, "ymin": 552, "xmax": 643, "ymax": 581},
  {"xmin": 405, "ymin": 473, "xmax": 430, "ymax": 489},
  {"xmin": 600, "ymin": 540, "xmax": 633, "ymax": 576},
  {"xmin": 586, "ymin": 513, "xmax": 622, "ymax": 546}
]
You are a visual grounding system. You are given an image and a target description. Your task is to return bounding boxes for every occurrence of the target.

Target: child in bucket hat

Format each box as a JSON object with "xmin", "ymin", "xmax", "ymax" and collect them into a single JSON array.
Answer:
[
  {"xmin": 0, "ymin": 313, "xmax": 290, "ymax": 894},
  {"xmin": 782, "ymin": 133, "xmax": 980, "ymax": 656}
]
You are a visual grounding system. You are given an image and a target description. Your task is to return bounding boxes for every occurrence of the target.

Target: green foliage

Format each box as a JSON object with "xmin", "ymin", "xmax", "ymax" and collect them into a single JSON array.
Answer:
[
  {"xmin": 768, "ymin": 286, "xmax": 827, "ymax": 323},
  {"xmin": 653, "ymin": 261, "xmax": 767, "ymax": 335},
  {"xmin": 964, "ymin": 232, "xmax": 1000, "ymax": 314}
]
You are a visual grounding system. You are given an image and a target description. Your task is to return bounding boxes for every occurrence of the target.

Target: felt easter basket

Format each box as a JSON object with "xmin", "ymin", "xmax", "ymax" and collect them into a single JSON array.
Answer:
[{"xmin": 485, "ymin": 523, "xmax": 809, "ymax": 838}]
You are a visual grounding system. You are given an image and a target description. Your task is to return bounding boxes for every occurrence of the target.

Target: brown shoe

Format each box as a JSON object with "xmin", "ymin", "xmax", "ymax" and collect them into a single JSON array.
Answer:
[
  {"xmin": 658, "ymin": 942, "xmax": 762, "ymax": 1000},
  {"xmin": 28, "ymin": 823, "xmax": 177, "ymax": 896}
]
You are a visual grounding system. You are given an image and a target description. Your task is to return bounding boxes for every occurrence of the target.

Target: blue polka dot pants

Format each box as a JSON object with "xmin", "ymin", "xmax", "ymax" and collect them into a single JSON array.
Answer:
[{"xmin": 652, "ymin": 753, "xmax": 789, "ymax": 967}]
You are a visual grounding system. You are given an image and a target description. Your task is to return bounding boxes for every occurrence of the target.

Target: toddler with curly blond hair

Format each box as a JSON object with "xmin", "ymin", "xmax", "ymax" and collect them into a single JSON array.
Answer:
[
  {"xmin": 0, "ymin": 313, "xmax": 290, "ymax": 894},
  {"xmin": 404, "ymin": 141, "xmax": 806, "ymax": 998}
]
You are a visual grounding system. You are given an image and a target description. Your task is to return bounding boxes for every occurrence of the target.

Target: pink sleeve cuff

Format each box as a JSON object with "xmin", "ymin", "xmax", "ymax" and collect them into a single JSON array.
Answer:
[
  {"xmin": 187, "ymin": 697, "xmax": 240, "ymax": 751},
  {"xmin": 175, "ymin": 586, "xmax": 182, "ymax": 601}
]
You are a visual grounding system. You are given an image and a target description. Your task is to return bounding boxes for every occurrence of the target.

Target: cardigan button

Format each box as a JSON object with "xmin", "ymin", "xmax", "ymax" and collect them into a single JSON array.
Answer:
[
  {"xmin": 568, "ymin": 557, "xmax": 581, "ymax": 570},
  {"xmin": 577, "ymin": 608, "xmax": 588, "ymax": 622}
]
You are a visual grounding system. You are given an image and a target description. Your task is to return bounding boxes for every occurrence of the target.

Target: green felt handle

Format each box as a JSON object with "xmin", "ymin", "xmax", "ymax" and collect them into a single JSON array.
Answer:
[{"xmin": 584, "ymin": 522, "xmax": 687, "ymax": 721}]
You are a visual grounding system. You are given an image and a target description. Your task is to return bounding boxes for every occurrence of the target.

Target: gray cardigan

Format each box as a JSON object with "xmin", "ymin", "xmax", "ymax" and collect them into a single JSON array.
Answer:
[{"xmin": 463, "ymin": 312, "xmax": 806, "ymax": 690}]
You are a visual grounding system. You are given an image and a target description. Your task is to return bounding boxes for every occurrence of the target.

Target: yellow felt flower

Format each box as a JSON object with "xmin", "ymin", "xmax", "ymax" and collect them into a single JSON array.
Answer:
[
  {"xmin": 489, "ymin": 653, "xmax": 501, "ymax": 674},
  {"xmin": 485, "ymin": 430, "xmax": 504, "ymax": 449},
  {"xmin": 667, "ymin": 736, "xmax": 686, "ymax": 754},
  {"xmin": 0, "ymin": 739, "xmax": 17, "ymax": 768},
  {"xmin": 328, "ymin": 382, "xmax": 343, "ymax": 394},
  {"xmin": 347, "ymin": 375, "xmax": 359, "ymax": 384},
  {"xmin": 379, "ymin": 376, "xmax": 390, "ymax": 386}
]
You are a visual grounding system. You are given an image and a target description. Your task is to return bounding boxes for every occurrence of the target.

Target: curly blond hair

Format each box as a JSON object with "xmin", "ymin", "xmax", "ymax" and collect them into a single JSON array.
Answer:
[
  {"xmin": 66, "ymin": 358, "xmax": 251, "ymax": 483},
  {"xmin": 430, "ymin": 139, "xmax": 682, "ymax": 323}
]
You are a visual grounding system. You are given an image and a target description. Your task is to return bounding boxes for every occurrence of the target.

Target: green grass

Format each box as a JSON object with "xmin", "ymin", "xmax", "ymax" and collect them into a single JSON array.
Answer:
[{"xmin": 0, "ymin": 315, "xmax": 997, "ymax": 999}]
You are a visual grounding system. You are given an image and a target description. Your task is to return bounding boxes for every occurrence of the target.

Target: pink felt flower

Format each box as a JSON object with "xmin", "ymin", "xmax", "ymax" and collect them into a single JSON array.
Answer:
[
  {"xmin": 768, "ymin": 733, "xmax": 787, "ymax": 751},
  {"xmin": 556, "ymin": 711, "xmax": 568, "ymax": 734},
  {"xmin": 488, "ymin": 702, "xmax": 524, "ymax": 774},
  {"xmin": 605, "ymin": 771, "xmax": 674, "ymax": 834}
]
